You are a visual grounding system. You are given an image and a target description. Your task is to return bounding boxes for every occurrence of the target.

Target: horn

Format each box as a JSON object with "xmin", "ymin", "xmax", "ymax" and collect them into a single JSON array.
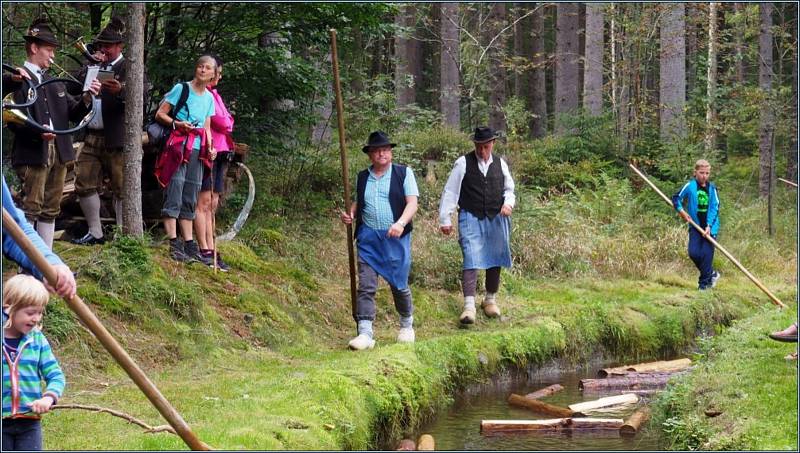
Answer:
[
  {"xmin": 3, "ymin": 78, "xmax": 97, "ymax": 135},
  {"xmin": 73, "ymin": 36, "xmax": 102, "ymax": 64},
  {"xmin": 46, "ymin": 57, "xmax": 81, "ymax": 84},
  {"xmin": 2, "ymin": 64, "xmax": 37, "ymax": 109}
]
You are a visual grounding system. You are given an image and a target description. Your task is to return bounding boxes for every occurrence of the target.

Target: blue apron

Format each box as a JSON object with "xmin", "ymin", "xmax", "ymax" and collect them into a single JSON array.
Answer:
[
  {"xmin": 458, "ymin": 210, "xmax": 512, "ymax": 269},
  {"xmin": 356, "ymin": 226, "xmax": 412, "ymax": 290}
]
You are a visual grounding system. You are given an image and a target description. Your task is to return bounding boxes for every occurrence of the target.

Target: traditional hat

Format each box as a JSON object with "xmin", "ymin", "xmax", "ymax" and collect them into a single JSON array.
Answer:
[
  {"xmin": 471, "ymin": 126, "xmax": 500, "ymax": 143},
  {"xmin": 94, "ymin": 16, "xmax": 125, "ymax": 44},
  {"xmin": 362, "ymin": 131, "xmax": 397, "ymax": 153},
  {"xmin": 23, "ymin": 17, "xmax": 59, "ymax": 47}
]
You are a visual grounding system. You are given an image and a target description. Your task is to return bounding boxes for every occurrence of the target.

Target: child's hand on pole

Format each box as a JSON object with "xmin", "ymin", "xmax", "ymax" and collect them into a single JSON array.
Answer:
[{"xmin": 30, "ymin": 396, "xmax": 55, "ymax": 414}]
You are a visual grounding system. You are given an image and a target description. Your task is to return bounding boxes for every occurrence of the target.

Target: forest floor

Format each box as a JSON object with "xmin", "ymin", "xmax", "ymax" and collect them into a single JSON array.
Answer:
[{"xmin": 17, "ymin": 234, "xmax": 795, "ymax": 451}]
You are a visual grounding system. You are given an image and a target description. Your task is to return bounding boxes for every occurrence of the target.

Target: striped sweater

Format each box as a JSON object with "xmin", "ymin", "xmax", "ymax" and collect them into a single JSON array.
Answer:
[{"xmin": 2, "ymin": 312, "xmax": 65, "ymax": 419}]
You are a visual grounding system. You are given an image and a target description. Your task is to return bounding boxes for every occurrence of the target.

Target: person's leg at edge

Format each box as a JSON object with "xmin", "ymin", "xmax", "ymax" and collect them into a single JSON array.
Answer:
[
  {"xmin": 351, "ymin": 255, "xmax": 378, "ymax": 350},
  {"xmin": 460, "ymin": 268, "xmax": 478, "ymax": 323}
]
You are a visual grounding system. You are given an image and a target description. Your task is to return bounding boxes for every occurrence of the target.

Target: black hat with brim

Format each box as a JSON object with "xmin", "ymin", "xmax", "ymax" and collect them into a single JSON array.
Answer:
[
  {"xmin": 362, "ymin": 130, "xmax": 397, "ymax": 153},
  {"xmin": 23, "ymin": 18, "xmax": 59, "ymax": 47},
  {"xmin": 471, "ymin": 126, "xmax": 500, "ymax": 143},
  {"xmin": 94, "ymin": 17, "xmax": 125, "ymax": 44}
]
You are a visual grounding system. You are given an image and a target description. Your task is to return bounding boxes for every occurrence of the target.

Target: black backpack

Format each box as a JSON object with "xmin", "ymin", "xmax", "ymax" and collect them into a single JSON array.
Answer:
[{"xmin": 144, "ymin": 82, "xmax": 190, "ymax": 150}]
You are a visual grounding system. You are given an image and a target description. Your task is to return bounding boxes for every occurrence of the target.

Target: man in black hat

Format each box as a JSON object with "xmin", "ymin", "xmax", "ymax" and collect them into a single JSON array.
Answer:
[
  {"xmin": 72, "ymin": 17, "xmax": 150, "ymax": 245},
  {"xmin": 6, "ymin": 18, "xmax": 100, "ymax": 249},
  {"xmin": 438, "ymin": 126, "xmax": 516, "ymax": 324},
  {"xmin": 339, "ymin": 131, "xmax": 419, "ymax": 350}
]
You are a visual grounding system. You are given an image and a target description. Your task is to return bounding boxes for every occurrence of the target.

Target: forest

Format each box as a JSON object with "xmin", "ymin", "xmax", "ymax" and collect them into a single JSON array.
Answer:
[{"xmin": 0, "ymin": 2, "xmax": 797, "ymax": 451}]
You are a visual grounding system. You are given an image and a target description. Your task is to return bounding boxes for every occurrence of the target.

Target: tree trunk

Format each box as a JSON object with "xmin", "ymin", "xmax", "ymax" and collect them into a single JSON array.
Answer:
[
  {"xmin": 163, "ymin": 3, "xmax": 181, "ymax": 50},
  {"xmin": 555, "ymin": 2, "xmax": 581, "ymax": 132},
  {"xmin": 788, "ymin": 25, "xmax": 798, "ymax": 181},
  {"xmin": 395, "ymin": 4, "xmax": 416, "ymax": 108},
  {"xmin": 660, "ymin": 2, "xmax": 687, "ymax": 142},
  {"xmin": 758, "ymin": 2, "xmax": 774, "ymax": 197},
  {"xmin": 705, "ymin": 2, "xmax": 719, "ymax": 151},
  {"xmin": 513, "ymin": 3, "xmax": 525, "ymax": 98},
  {"xmin": 311, "ymin": 52, "xmax": 333, "ymax": 144},
  {"xmin": 530, "ymin": 3, "xmax": 548, "ymax": 137},
  {"xmin": 686, "ymin": 4, "xmax": 698, "ymax": 96},
  {"xmin": 487, "ymin": 2, "xmax": 507, "ymax": 131},
  {"xmin": 122, "ymin": 3, "xmax": 145, "ymax": 236},
  {"xmin": 111, "ymin": 3, "xmax": 125, "ymax": 19},
  {"xmin": 579, "ymin": 375, "xmax": 674, "ymax": 391},
  {"xmin": 508, "ymin": 394, "xmax": 577, "ymax": 418},
  {"xmin": 733, "ymin": 3, "xmax": 745, "ymax": 83},
  {"xmin": 620, "ymin": 408, "xmax": 651, "ymax": 436},
  {"xmin": 440, "ymin": 2, "xmax": 461, "ymax": 128},
  {"xmin": 583, "ymin": 2, "xmax": 604, "ymax": 116},
  {"xmin": 90, "ymin": 3, "xmax": 103, "ymax": 35}
]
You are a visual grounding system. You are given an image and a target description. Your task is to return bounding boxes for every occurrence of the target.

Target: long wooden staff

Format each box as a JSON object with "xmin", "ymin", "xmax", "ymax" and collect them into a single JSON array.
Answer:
[
  {"xmin": 1, "ymin": 208, "xmax": 210, "ymax": 450},
  {"xmin": 628, "ymin": 164, "xmax": 786, "ymax": 309},
  {"xmin": 778, "ymin": 177, "xmax": 798, "ymax": 188},
  {"xmin": 330, "ymin": 29, "xmax": 358, "ymax": 332}
]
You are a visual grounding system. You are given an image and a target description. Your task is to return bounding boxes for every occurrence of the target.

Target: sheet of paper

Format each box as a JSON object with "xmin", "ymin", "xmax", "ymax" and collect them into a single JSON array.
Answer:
[{"xmin": 83, "ymin": 65, "xmax": 99, "ymax": 91}]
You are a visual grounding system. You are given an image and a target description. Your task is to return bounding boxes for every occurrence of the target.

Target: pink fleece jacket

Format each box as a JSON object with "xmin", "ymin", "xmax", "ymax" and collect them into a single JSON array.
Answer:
[{"xmin": 209, "ymin": 87, "xmax": 234, "ymax": 152}]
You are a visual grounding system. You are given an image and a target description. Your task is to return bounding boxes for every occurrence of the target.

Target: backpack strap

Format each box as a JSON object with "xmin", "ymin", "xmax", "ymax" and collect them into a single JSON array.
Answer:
[{"xmin": 172, "ymin": 82, "xmax": 191, "ymax": 120}]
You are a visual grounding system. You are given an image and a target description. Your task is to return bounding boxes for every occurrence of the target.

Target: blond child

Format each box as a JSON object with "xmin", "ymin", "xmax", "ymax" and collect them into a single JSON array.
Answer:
[{"xmin": 2, "ymin": 274, "xmax": 65, "ymax": 451}]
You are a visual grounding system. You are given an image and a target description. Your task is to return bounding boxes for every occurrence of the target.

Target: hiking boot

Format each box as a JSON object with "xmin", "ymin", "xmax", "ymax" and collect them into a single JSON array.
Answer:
[
  {"xmin": 482, "ymin": 297, "xmax": 501, "ymax": 318},
  {"xmin": 182, "ymin": 240, "xmax": 201, "ymax": 263},
  {"xmin": 71, "ymin": 232, "xmax": 106, "ymax": 246},
  {"xmin": 169, "ymin": 239, "xmax": 193, "ymax": 263},
  {"xmin": 348, "ymin": 334, "xmax": 376, "ymax": 351},
  {"xmin": 459, "ymin": 307, "xmax": 476, "ymax": 324},
  {"xmin": 202, "ymin": 249, "xmax": 230, "ymax": 272},
  {"xmin": 397, "ymin": 327, "xmax": 415, "ymax": 343},
  {"xmin": 711, "ymin": 271, "xmax": 721, "ymax": 288}
]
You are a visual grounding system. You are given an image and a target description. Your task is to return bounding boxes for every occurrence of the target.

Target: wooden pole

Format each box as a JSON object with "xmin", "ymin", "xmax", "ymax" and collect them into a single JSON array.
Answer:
[
  {"xmin": 629, "ymin": 163, "xmax": 787, "ymax": 308},
  {"xmin": 330, "ymin": 29, "xmax": 358, "ymax": 333},
  {"xmin": 778, "ymin": 177, "xmax": 798, "ymax": 188},
  {"xmin": 1, "ymin": 209, "xmax": 209, "ymax": 451}
]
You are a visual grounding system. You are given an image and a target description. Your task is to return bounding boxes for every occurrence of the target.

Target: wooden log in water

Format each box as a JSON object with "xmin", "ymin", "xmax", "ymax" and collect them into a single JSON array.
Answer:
[
  {"xmin": 568, "ymin": 393, "xmax": 639, "ymax": 413},
  {"xmin": 508, "ymin": 393, "xmax": 578, "ymax": 418},
  {"xmin": 417, "ymin": 434, "xmax": 434, "ymax": 451},
  {"xmin": 396, "ymin": 439, "xmax": 416, "ymax": 450},
  {"xmin": 580, "ymin": 374, "xmax": 674, "ymax": 391},
  {"xmin": 598, "ymin": 358, "xmax": 691, "ymax": 377},
  {"xmin": 580, "ymin": 388, "xmax": 660, "ymax": 397},
  {"xmin": 524, "ymin": 384, "xmax": 565, "ymax": 400},
  {"xmin": 620, "ymin": 407, "xmax": 651, "ymax": 436},
  {"xmin": 566, "ymin": 418, "xmax": 625, "ymax": 430},
  {"xmin": 481, "ymin": 418, "xmax": 567, "ymax": 433}
]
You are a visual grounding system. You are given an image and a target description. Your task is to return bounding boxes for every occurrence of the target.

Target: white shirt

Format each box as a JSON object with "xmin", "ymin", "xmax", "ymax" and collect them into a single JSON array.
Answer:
[
  {"xmin": 23, "ymin": 61, "xmax": 53, "ymax": 130},
  {"xmin": 87, "ymin": 53, "xmax": 124, "ymax": 130},
  {"xmin": 438, "ymin": 152, "xmax": 516, "ymax": 227}
]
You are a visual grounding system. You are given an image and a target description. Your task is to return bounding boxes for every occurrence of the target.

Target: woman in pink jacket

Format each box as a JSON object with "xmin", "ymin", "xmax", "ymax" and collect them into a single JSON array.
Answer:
[{"xmin": 194, "ymin": 56, "xmax": 233, "ymax": 271}]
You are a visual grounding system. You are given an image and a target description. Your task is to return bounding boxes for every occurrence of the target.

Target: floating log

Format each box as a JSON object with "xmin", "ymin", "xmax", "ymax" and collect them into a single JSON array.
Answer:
[
  {"xmin": 417, "ymin": 434, "xmax": 434, "ymax": 451},
  {"xmin": 580, "ymin": 374, "xmax": 674, "ymax": 391},
  {"xmin": 508, "ymin": 393, "xmax": 578, "ymax": 418},
  {"xmin": 568, "ymin": 393, "xmax": 639, "ymax": 413},
  {"xmin": 524, "ymin": 384, "xmax": 564, "ymax": 400},
  {"xmin": 598, "ymin": 358, "xmax": 691, "ymax": 377},
  {"xmin": 620, "ymin": 407, "xmax": 651, "ymax": 436},
  {"xmin": 481, "ymin": 418, "xmax": 567, "ymax": 433},
  {"xmin": 580, "ymin": 388, "xmax": 660, "ymax": 397},
  {"xmin": 396, "ymin": 439, "xmax": 416, "ymax": 450},
  {"xmin": 567, "ymin": 418, "xmax": 625, "ymax": 430}
]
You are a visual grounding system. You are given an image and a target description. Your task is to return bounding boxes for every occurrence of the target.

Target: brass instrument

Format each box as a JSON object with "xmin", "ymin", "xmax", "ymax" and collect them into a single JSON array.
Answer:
[
  {"xmin": 46, "ymin": 57, "xmax": 81, "ymax": 84},
  {"xmin": 73, "ymin": 36, "xmax": 102, "ymax": 64}
]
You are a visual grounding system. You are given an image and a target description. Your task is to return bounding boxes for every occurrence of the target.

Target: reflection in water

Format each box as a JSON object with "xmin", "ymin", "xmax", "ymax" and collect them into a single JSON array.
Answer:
[{"xmin": 411, "ymin": 363, "xmax": 663, "ymax": 451}]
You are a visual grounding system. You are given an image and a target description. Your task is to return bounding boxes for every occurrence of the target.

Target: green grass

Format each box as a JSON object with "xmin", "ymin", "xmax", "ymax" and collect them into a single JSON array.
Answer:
[{"xmin": 653, "ymin": 306, "xmax": 798, "ymax": 450}]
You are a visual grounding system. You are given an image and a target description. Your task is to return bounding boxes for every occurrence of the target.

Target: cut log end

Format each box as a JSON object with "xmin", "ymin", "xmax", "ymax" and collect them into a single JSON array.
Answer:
[
  {"xmin": 417, "ymin": 434, "xmax": 434, "ymax": 451},
  {"xmin": 396, "ymin": 439, "xmax": 416, "ymax": 450},
  {"xmin": 620, "ymin": 407, "xmax": 651, "ymax": 436}
]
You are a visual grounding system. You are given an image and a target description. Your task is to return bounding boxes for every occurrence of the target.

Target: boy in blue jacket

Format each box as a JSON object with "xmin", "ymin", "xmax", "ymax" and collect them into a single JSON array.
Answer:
[{"xmin": 672, "ymin": 159, "xmax": 720, "ymax": 290}]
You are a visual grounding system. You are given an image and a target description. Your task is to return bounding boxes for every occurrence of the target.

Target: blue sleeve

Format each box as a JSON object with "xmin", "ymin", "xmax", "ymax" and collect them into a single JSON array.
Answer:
[
  {"xmin": 162, "ymin": 83, "xmax": 183, "ymax": 107},
  {"xmin": 2, "ymin": 177, "xmax": 63, "ymax": 280},
  {"xmin": 707, "ymin": 184, "xmax": 720, "ymax": 228},
  {"xmin": 403, "ymin": 167, "xmax": 419, "ymax": 197},
  {"xmin": 672, "ymin": 182, "xmax": 690, "ymax": 212}
]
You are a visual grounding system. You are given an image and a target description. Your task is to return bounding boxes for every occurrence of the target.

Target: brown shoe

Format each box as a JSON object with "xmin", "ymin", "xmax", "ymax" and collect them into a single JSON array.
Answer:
[
  {"xmin": 481, "ymin": 299, "xmax": 501, "ymax": 318},
  {"xmin": 459, "ymin": 307, "xmax": 476, "ymax": 324}
]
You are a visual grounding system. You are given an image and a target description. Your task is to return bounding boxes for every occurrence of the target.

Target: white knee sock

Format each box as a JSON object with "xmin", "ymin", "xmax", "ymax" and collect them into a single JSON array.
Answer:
[
  {"xmin": 36, "ymin": 221, "xmax": 55, "ymax": 249},
  {"xmin": 79, "ymin": 193, "xmax": 103, "ymax": 238}
]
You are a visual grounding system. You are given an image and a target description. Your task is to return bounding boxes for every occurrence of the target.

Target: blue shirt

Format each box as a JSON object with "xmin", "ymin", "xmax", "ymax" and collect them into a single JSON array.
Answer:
[
  {"xmin": 2, "ymin": 176, "xmax": 63, "ymax": 280},
  {"xmin": 163, "ymin": 82, "xmax": 215, "ymax": 150},
  {"xmin": 362, "ymin": 166, "xmax": 418, "ymax": 230}
]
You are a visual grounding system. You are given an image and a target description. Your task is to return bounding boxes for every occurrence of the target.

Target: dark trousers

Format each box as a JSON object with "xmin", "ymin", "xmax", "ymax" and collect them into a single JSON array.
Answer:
[
  {"xmin": 2, "ymin": 418, "xmax": 43, "ymax": 451},
  {"xmin": 462, "ymin": 267, "xmax": 501, "ymax": 297},
  {"xmin": 355, "ymin": 256, "xmax": 413, "ymax": 321},
  {"xmin": 688, "ymin": 228, "xmax": 715, "ymax": 289}
]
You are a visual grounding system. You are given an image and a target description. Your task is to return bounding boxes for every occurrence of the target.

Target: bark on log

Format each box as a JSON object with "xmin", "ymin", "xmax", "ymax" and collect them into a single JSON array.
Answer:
[
  {"xmin": 620, "ymin": 407, "xmax": 651, "ymax": 436},
  {"xmin": 568, "ymin": 393, "xmax": 639, "ymax": 413},
  {"xmin": 598, "ymin": 358, "xmax": 691, "ymax": 377},
  {"xmin": 508, "ymin": 393, "xmax": 578, "ymax": 418},
  {"xmin": 567, "ymin": 418, "xmax": 625, "ymax": 430},
  {"xmin": 396, "ymin": 439, "xmax": 416, "ymax": 450},
  {"xmin": 580, "ymin": 375, "xmax": 674, "ymax": 391},
  {"xmin": 481, "ymin": 418, "xmax": 567, "ymax": 433},
  {"xmin": 580, "ymin": 388, "xmax": 660, "ymax": 397},
  {"xmin": 524, "ymin": 384, "xmax": 564, "ymax": 399},
  {"xmin": 417, "ymin": 434, "xmax": 434, "ymax": 451}
]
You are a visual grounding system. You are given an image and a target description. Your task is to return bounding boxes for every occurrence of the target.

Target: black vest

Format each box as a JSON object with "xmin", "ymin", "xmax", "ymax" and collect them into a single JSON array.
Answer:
[
  {"xmin": 458, "ymin": 152, "xmax": 504, "ymax": 219},
  {"xmin": 355, "ymin": 163, "xmax": 413, "ymax": 237}
]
